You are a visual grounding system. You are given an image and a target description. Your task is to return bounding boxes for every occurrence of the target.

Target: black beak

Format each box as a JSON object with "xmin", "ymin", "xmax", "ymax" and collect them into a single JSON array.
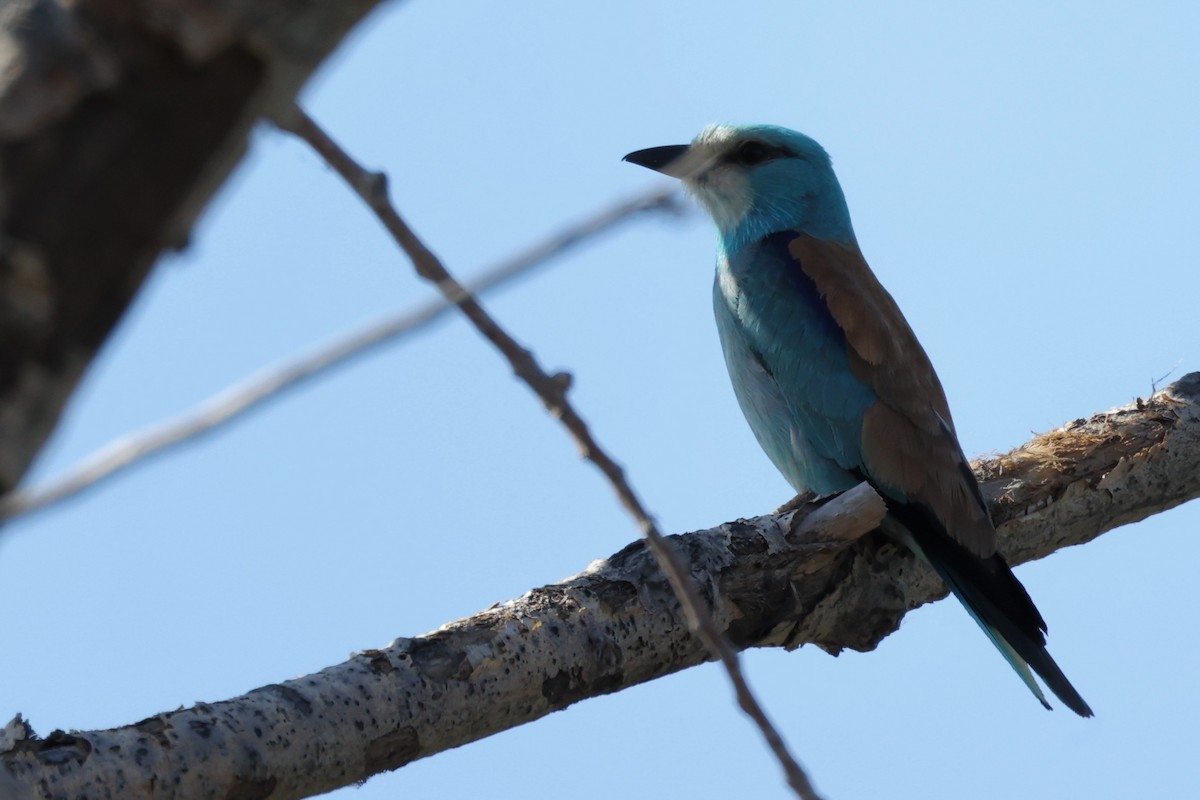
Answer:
[{"xmin": 622, "ymin": 144, "xmax": 690, "ymax": 176}]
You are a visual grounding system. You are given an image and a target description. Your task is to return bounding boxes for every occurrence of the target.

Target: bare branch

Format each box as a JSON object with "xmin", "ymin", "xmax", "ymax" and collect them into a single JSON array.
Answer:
[
  {"xmin": 5, "ymin": 375, "xmax": 1196, "ymax": 799},
  {"xmin": 276, "ymin": 103, "xmax": 823, "ymax": 799},
  {"xmin": 0, "ymin": 186, "xmax": 687, "ymax": 524}
]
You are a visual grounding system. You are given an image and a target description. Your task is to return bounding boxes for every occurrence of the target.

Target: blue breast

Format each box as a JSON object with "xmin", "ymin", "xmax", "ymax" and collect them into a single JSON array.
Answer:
[{"xmin": 713, "ymin": 232, "xmax": 877, "ymax": 494}]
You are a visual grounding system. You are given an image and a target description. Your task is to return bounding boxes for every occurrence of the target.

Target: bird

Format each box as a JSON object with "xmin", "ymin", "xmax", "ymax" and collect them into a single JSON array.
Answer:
[{"xmin": 624, "ymin": 124, "xmax": 1092, "ymax": 716}]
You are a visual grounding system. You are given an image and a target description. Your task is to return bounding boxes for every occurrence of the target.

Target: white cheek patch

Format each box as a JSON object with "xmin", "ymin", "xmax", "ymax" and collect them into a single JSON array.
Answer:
[{"xmin": 688, "ymin": 168, "xmax": 753, "ymax": 234}]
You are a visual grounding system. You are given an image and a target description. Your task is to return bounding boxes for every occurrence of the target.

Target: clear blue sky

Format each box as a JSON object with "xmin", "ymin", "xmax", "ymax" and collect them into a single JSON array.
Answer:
[{"xmin": 4, "ymin": 3, "xmax": 1199, "ymax": 798}]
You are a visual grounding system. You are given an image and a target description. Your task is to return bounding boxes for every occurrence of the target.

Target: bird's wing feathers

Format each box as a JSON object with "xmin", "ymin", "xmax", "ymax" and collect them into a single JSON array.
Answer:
[{"xmin": 786, "ymin": 233, "xmax": 996, "ymax": 557}]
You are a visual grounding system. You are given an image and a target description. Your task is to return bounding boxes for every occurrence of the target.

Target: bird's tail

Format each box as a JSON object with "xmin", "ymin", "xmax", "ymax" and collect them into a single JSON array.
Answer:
[{"xmin": 883, "ymin": 511, "xmax": 1093, "ymax": 718}]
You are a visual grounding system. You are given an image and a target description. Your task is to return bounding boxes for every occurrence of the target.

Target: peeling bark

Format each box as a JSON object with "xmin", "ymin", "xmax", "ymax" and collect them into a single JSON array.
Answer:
[{"xmin": 3, "ymin": 376, "xmax": 1196, "ymax": 799}]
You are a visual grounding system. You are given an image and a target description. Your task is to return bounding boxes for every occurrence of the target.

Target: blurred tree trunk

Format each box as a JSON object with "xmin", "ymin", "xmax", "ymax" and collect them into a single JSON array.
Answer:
[{"xmin": 0, "ymin": 0, "xmax": 387, "ymax": 495}]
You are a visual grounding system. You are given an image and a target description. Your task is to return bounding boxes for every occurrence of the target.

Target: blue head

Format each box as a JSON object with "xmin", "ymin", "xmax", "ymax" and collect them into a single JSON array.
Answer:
[{"xmin": 624, "ymin": 124, "xmax": 856, "ymax": 253}]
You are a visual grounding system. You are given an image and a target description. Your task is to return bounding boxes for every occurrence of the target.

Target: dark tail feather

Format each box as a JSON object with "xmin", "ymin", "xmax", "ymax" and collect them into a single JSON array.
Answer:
[{"xmin": 883, "ymin": 501, "xmax": 1093, "ymax": 717}]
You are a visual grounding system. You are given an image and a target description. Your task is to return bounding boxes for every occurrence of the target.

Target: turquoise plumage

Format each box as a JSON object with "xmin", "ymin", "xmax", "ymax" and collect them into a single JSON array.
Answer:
[{"xmin": 625, "ymin": 124, "xmax": 1092, "ymax": 716}]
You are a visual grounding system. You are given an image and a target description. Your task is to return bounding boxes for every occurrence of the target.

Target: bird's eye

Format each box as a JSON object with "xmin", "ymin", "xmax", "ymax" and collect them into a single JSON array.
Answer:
[{"xmin": 735, "ymin": 141, "xmax": 769, "ymax": 166}]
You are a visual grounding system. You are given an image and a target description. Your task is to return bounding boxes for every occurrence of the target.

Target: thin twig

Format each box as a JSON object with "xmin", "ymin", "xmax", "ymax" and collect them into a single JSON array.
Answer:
[
  {"xmin": 0, "ymin": 189, "xmax": 686, "ymax": 523},
  {"xmin": 277, "ymin": 103, "xmax": 822, "ymax": 800}
]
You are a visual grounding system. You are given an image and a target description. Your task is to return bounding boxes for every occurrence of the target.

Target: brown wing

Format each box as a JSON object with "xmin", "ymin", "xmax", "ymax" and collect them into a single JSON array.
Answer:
[{"xmin": 787, "ymin": 234, "xmax": 996, "ymax": 557}]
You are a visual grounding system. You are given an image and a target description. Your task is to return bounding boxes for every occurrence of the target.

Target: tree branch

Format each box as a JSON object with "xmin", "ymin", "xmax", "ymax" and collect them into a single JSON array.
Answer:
[{"xmin": 3, "ymin": 375, "xmax": 1196, "ymax": 799}]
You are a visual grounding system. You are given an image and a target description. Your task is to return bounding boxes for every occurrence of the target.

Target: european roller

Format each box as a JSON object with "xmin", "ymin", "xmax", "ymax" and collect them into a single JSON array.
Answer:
[{"xmin": 624, "ymin": 124, "xmax": 1092, "ymax": 716}]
